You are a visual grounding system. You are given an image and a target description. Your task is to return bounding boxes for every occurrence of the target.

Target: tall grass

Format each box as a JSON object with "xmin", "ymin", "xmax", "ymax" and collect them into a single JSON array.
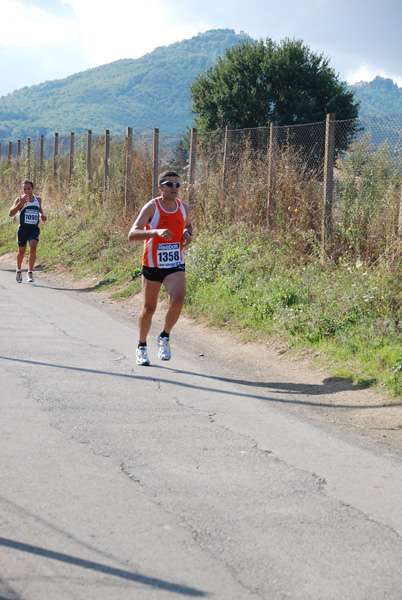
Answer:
[
  {"xmin": 1, "ymin": 133, "xmax": 402, "ymax": 398},
  {"xmin": 333, "ymin": 133, "xmax": 401, "ymax": 264}
]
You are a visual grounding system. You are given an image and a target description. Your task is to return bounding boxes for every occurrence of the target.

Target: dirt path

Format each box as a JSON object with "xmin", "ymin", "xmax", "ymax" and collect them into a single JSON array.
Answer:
[{"xmin": 2, "ymin": 252, "xmax": 402, "ymax": 457}]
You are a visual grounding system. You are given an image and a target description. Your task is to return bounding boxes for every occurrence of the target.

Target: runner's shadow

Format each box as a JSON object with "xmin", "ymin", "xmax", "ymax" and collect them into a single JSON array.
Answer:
[
  {"xmin": 0, "ymin": 537, "xmax": 207, "ymax": 596},
  {"xmin": 163, "ymin": 366, "xmax": 399, "ymax": 409},
  {"xmin": 0, "ymin": 267, "xmax": 110, "ymax": 293},
  {"xmin": 26, "ymin": 283, "xmax": 111, "ymax": 292},
  {"xmin": 1, "ymin": 356, "xmax": 398, "ymax": 410}
]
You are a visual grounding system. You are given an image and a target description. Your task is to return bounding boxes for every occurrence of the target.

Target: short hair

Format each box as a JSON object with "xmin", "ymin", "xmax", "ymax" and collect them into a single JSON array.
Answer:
[
  {"xmin": 158, "ymin": 170, "xmax": 179, "ymax": 186},
  {"xmin": 22, "ymin": 180, "xmax": 34, "ymax": 188}
]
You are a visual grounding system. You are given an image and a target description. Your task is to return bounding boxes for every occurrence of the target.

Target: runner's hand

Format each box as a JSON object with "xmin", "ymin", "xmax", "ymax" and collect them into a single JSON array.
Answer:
[
  {"xmin": 182, "ymin": 231, "xmax": 192, "ymax": 247},
  {"xmin": 155, "ymin": 229, "xmax": 173, "ymax": 240}
]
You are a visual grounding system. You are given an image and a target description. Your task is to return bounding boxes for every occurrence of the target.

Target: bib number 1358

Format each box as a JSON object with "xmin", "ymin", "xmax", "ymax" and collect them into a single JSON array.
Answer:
[{"xmin": 157, "ymin": 243, "xmax": 180, "ymax": 269}]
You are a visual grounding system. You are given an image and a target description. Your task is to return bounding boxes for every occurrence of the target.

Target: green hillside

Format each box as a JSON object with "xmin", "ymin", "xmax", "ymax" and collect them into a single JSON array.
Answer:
[
  {"xmin": 349, "ymin": 76, "xmax": 402, "ymax": 116},
  {"xmin": 0, "ymin": 29, "xmax": 401, "ymax": 145},
  {"xmin": 0, "ymin": 29, "xmax": 249, "ymax": 142}
]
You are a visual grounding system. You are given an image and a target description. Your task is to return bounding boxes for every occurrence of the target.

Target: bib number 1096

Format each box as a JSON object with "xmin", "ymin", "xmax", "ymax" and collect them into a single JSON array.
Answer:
[
  {"xmin": 157, "ymin": 243, "xmax": 180, "ymax": 269},
  {"xmin": 24, "ymin": 209, "xmax": 39, "ymax": 225}
]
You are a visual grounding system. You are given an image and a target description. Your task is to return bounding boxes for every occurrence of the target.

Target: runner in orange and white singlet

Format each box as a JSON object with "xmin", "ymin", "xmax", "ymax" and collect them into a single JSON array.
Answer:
[
  {"xmin": 142, "ymin": 196, "xmax": 187, "ymax": 269},
  {"xmin": 128, "ymin": 171, "xmax": 193, "ymax": 366}
]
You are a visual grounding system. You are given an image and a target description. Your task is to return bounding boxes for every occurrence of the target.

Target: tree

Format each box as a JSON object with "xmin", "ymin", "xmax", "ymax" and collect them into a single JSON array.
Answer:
[{"xmin": 189, "ymin": 37, "xmax": 360, "ymax": 130}]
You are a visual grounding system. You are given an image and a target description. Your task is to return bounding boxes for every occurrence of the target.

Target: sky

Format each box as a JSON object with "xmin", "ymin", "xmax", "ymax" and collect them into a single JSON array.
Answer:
[{"xmin": 0, "ymin": 0, "xmax": 401, "ymax": 98}]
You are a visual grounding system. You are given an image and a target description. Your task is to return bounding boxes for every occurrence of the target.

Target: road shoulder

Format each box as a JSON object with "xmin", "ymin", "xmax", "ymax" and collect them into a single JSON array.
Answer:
[{"xmin": 2, "ymin": 252, "xmax": 401, "ymax": 457}]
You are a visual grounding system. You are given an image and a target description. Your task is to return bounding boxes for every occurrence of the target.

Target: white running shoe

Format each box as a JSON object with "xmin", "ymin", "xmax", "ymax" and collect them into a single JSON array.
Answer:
[
  {"xmin": 157, "ymin": 336, "xmax": 171, "ymax": 361},
  {"xmin": 16, "ymin": 270, "xmax": 22, "ymax": 283},
  {"xmin": 136, "ymin": 346, "xmax": 150, "ymax": 366},
  {"xmin": 27, "ymin": 271, "xmax": 34, "ymax": 283}
]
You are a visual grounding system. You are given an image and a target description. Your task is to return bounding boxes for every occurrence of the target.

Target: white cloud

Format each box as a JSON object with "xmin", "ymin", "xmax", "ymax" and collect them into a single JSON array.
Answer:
[
  {"xmin": 1, "ymin": 0, "xmax": 402, "ymax": 97},
  {"xmin": 1, "ymin": 0, "xmax": 76, "ymax": 46},
  {"xmin": 347, "ymin": 65, "xmax": 402, "ymax": 88},
  {"xmin": 61, "ymin": 0, "xmax": 198, "ymax": 65}
]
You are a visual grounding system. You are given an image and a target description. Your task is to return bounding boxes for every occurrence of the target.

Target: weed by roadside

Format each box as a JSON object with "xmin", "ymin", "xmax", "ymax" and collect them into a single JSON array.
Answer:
[{"xmin": 185, "ymin": 228, "xmax": 402, "ymax": 396}]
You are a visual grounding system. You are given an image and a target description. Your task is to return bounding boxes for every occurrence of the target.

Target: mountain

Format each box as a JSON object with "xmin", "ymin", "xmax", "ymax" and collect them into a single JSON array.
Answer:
[
  {"xmin": 0, "ymin": 29, "xmax": 249, "ymax": 143},
  {"xmin": 348, "ymin": 76, "xmax": 402, "ymax": 116},
  {"xmin": 0, "ymin": 30, "xmax": 400, "ymax": 145}
]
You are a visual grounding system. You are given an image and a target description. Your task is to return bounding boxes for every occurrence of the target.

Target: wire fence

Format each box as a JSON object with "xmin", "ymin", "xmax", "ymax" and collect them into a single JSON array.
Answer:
[
  {"xmin": 1, "ymin": 115, "xmax": 401, "ymax": 184},
  {"xmin": 1, "ymin": 114, "xmax": 402, "ymax": 259},
  {"xmin": 2, "ymin": 115, "xmax": 401, "ymax": 173}
]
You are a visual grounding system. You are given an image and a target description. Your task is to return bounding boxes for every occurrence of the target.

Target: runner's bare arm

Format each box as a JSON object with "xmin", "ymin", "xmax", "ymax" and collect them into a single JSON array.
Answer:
[
  {"xmin": 128, "ymin": 202, "xmax": 172, "ymax": 241},
  {"xmin": 8, "ymin": 196, "xmax": 25, "ymax": 217},
  {"xmin": 38, "ymin": 197, "xmax": 47, "ymax": 221},
  {"xmin": 182, "ymin": 202, "xmax": 193, "ymax": 247}
]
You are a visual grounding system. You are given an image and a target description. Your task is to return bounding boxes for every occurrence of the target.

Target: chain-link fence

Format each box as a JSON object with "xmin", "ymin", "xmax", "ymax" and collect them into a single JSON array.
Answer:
[
  {"xmin": 1, "ymin": 114, "xmax": 402, "ymax": 262},
  {"xmin": 2, "ymin": 115, "xmax": 401, "ymax": 188}
]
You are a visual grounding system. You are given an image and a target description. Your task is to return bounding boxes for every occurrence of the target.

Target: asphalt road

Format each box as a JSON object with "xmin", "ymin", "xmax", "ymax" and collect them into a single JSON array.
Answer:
[{"xmin": 1, "ymin": 264, "xmax": 402, "ymax": 600}]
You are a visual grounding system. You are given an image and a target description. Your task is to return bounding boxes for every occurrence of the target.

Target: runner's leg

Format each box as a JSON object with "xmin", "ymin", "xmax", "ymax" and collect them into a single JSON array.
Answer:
[
  {"xmin": 17, "ymin": 246, "xmax": 26, "ymax": 270},
  {"xmin": 162, "ymin": 270, "xmax": 186, "ymax": 334},
  {"xmin": 138, "ymin": 276, "xmax": 161, "ymax": 343},
  {"xmin": 28, "ymin": 239, "xmax": 38, "ymax": 272}
]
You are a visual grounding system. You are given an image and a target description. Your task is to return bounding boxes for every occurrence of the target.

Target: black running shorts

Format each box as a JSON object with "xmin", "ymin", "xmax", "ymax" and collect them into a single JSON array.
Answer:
[
  {"xmin": 142, "ymin": 264, "xmax": 185, "ymax": 283},
  {"xmin": 17, "ymin": 226, "xmax": 40, "ymax": 247}
]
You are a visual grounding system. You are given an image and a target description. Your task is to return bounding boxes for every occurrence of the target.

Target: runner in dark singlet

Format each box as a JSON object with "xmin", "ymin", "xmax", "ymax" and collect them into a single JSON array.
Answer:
[{"xmin": 8, "ymin": 180, "xmax": 47, "ymax": 283}]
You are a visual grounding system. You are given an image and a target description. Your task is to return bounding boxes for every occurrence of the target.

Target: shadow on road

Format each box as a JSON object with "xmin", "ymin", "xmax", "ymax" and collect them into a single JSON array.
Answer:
[
  {"xmin": 1, "ymin": 266, "xmax": 108, "ymax": 293},
  {"xmin": 0, "ymin": 537, "xmax": 207, "ymax": 596},
  {"xmin": 1, "ymin": 355, "xmax": 398, "ymax": 411}
]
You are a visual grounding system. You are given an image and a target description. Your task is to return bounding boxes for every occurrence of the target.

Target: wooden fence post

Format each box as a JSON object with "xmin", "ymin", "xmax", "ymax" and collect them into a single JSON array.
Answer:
[
  {"xmin": 69, "ymin": 132, "xmax": 74, "ymax": 185},
  {"xmin": 398, "ymin": 182, "xmax": 402, "ymax": 241},
  {"xmin": 124, "ymin": 127, "xmax": 133, "ymax": 214},
  {"xmin": 222, "ymin": 126, "xmax": 232, "ymax": 186},
  {"xmin": 8, "ymin": 142, "xmax": 12, "ymax": 166},
  {"xmin": 53, "ymin": 133, "xmax": 58, "ymax": 182},
  {"xmin": 188, "ymin": 127, "xmax": 197, "ymax": 203},
  {"xmin": 86, "ymin": 129, "xmax": 92, "ymax": 181},
  {"xmin": 104, "ymin": 129, "xmax": 110, "ymax": 191},
  {"xmin": 267, "ymin": 121, "xmax": 278, "ymax": 222},
  {"xmin": 152, "ymin": 128, "xmax": 159, "ymax": 198},
  {"xmin": 26, "ymin": 138, "xmax": 31, "ymax": 179},
  {"xmin": 17, "ymin": 140, "xmax": 21, "ymax": 167},
  {"xmin": 40, "ymin": 135, "xmax": 44, "ymax": 175},
  {"xmin": 322, "ymin": 113, "xmax": 336, "ymax": 253}
]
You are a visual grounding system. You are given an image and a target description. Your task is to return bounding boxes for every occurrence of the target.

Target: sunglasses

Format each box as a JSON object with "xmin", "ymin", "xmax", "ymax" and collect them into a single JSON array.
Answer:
[{"xmin": 160, "ymin": 181, "xmax": 180, "ymax": 188}]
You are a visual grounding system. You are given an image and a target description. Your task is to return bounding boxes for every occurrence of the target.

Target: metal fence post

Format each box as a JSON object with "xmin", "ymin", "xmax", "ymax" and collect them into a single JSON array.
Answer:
[
  {"xmin": 267, "ymin": 121, "xmax": 278, "ymax": 223},
  {"xmin": 152, "ymin": 128, "xmax": 159, "ymax": 198},
  {"xmin": 322, "ymin": 113, "xmax": 336, "ymax": 253}
]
